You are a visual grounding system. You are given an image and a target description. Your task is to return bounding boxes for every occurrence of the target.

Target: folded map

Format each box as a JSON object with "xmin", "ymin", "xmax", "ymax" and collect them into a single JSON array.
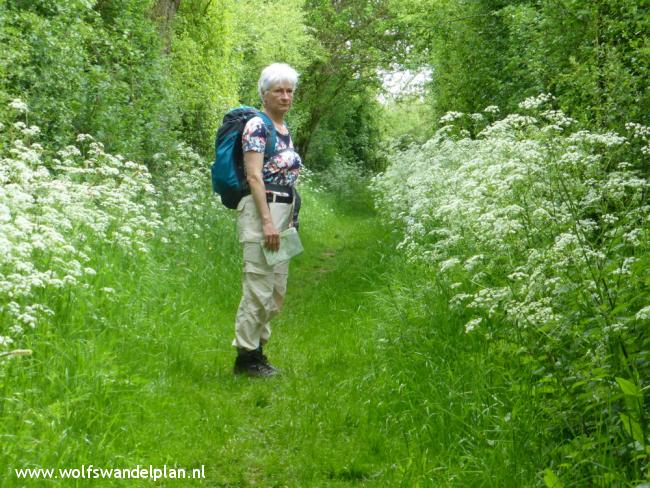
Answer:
[{"xmin": 261, "ymin": 227, "xmax": 304, "ymax": 266}]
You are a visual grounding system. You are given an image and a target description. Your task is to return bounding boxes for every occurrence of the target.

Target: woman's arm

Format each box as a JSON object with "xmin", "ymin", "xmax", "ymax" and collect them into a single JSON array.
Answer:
[{"xmin": 244, "ymin": 151, "xmax": 280, "ymax": 251}]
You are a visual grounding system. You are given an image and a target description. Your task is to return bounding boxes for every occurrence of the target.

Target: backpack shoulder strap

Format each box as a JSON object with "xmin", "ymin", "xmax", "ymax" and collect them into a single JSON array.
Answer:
[{"xmin": 257, "ymin": 111, "xmax": 277, "ymax": 162}]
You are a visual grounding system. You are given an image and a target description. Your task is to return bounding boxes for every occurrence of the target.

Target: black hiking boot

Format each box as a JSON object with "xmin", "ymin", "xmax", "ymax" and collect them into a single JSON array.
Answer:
[
  {"xmin": 256, "ymin": 345, "xmax": 280, "ymax": 375},
  {"xmin": 233, "ymin": 348, "xmax": 278, "ymax": 378}
]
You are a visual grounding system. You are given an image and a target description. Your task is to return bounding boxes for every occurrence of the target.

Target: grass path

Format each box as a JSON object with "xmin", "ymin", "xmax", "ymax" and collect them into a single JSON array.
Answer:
[
  {"xmin": 202, "ymin": 201, "xmax": 399, "ymax": 486},
  {"xmin": 193, "ymin": 198, "xmax": 402, "ymax": 486}
]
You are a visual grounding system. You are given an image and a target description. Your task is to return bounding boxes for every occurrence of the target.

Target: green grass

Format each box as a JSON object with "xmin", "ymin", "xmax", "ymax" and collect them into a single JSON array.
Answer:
[{"xmin": 0, "ymin": 189, "xmax": 567, "ymax": 486}]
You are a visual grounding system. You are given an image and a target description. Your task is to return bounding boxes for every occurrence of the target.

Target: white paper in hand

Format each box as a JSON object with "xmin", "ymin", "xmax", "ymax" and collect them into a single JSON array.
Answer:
[{"xmin": 261, "ymin": 227, "xmax": 304, "ymax": 266}]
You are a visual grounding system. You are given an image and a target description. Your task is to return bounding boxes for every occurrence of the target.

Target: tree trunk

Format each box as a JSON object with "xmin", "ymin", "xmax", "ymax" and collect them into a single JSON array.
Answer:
[
  {"xmin": 295, "ymin": 110, "xmax": 323, "ymax": 161},
  {"xmin": 152, "ymin": 0, "xmax": 181, "ymax": 53},
  {"xmin": 295, "ymin": 75, "xmax": 352, "ymax": 158}
]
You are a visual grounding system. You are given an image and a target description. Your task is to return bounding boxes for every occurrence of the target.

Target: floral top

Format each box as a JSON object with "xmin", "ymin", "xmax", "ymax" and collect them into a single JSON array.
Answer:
[{"xmin": 242, "ymin": 116, "xmax": 302, "ymax": 187}]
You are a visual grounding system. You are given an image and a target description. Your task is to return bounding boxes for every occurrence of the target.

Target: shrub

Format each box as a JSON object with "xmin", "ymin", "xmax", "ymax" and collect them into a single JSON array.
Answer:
[
  {"xmin": 373, "ymin": 94, "xmax": 650, "ymax": 483},
  {"xmin": 0, "ymin": 101, "xmax": 225, "ymax": 353},
  {"xmin": 0, "ymin": 0, "xmax": 178, "ymax": 162}
]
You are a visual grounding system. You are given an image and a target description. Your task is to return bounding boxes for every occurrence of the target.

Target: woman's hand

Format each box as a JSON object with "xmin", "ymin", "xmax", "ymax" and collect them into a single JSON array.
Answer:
[{"xmin": 263, "ymin": 221, "xmax": 280, "ymax": 251}]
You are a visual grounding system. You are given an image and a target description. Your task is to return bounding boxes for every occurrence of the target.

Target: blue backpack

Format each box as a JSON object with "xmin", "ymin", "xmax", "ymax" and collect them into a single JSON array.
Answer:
[{"xmin": 211, "ymin": 106, "xmax": 277, "ymax": 209}]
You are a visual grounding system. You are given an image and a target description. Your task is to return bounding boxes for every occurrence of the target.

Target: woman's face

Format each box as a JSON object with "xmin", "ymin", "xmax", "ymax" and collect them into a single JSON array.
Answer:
[{"xmin": 263, "ymin": 81, "xmax": 294, "ymax": 116}]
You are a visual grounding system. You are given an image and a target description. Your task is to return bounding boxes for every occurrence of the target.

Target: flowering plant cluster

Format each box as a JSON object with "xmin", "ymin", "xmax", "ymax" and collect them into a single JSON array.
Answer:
[
  {"xmin": 0, "ymin": 101, "xmax": 224, "ymax": 351},
  {"xmin": 373, "ymin": 95, "xmax": 649, "ymax": 478},
  {"xmin": 151, "ymin": 143, "xmax": 228, "ymax": 246}
]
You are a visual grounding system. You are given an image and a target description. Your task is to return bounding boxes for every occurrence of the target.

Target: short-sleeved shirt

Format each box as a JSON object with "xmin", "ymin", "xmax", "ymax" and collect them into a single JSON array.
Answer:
[{"xmin": 241, "ymin": 116, "xmax": 302, "ymax": 187}]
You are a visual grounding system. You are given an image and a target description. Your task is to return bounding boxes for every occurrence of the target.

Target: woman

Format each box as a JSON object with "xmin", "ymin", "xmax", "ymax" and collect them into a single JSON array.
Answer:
[{"xmin": 232, "ymin": 63, "xmax": 302, "ymax": 377}]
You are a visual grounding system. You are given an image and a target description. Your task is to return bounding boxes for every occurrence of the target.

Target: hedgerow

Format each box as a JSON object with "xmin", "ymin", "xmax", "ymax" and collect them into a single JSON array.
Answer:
[
  {"xmin": 0, "ymin": 101, "xmax": 224, "ymax": 353},
  {"xmin": 373, "ymin": 94, "xmax": 650, "ymax": 483}
]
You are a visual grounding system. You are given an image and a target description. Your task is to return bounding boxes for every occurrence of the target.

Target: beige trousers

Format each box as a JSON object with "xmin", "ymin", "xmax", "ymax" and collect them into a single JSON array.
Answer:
[{"xmin": 232, "ymin": 194, "xmax": 293, "ymax": 351}]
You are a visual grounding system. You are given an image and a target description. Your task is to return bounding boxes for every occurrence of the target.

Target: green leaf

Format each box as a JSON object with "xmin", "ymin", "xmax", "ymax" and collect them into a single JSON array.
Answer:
[
  {"xmin": 543, "ymin": 468, "xmax": 564, "ymax": 488},
  {"xmin": 616, "ymin": 377, "xmax": 642, "ymax": 397},
  {"xmin": 620, "ymin": 413, "xmax": 645, "ymax": 445}
]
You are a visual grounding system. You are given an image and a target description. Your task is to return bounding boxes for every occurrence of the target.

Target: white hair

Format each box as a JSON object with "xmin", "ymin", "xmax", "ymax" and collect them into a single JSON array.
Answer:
[{"xmin": 258, "ymin": 63, "xmax": 299, "ymax": 100}]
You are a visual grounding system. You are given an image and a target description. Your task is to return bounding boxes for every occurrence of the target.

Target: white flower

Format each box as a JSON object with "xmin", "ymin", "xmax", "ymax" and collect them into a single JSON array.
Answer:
[
  {"xmin": 483, "ymin": 105, "xmax": 500, "ymax": 114},
  {"xmin": 440, "ymin": 257, "xmax": 460, "ymax": 272},
  {"xmin": 568, "ymin": 130, "xmax": 626, "ymax": 146},
  {"xmin": 0, "ymin": 335, "xmax": 14, "ymax": 347},
  {"xmin": 464, "ymin": 317, "xmax": 482, "ymax": 333},
  {"xmin": 372, "ymin": 93, "xmax": 650, "ymax": 399},
  {"xmin": 604, "ymin": 322, "xmax": 626, "ymax": 333},
  {"xmin": 439, "ymin": 111, "xmax": 464, "ymax": 123},
  {"xmin": 602, "ymin": 214, "xmax": 618, "ymax": 225},
  {"xmin": 508, "ymin": 271, "xmax": 527, "ymax": 281},
  {"xmin": 577, "ymin": 219, "xmax": 598, "ymax": 232},
  {"xmin": 9, "ymin": 99, "xmax": 28, "ymax": 112},
  {"xmin": 76, "ymin": 133, "xmax": 95, "ymax": 143},
  {"xmin": 0, "ymin": 204, "xmax": 11, "ymax": 223},
  {"xmin": 610, "ymin": 257, "xmax": 636, "ymax": 276},
  {"xmin": 21, "ymin": 125, "xmax": 41, "ymax": 137},
  {"xmin": 57, "ymin": 145, "xmax": 82, "ymax": 158},
  {"xmin": 541, "ymin": 110, "xmax": 575, "ymax": 127},
  {"xmin": 9, "ymin": 324, "xmax": 23, "ymax": 335},
  {"xmin": 625, "ymin": 122, "xmax": 650, "ymax": 139},
  {"xmin": 553, "ymin": 232, "xmax": 579, "ymax": 250},
  {"xmin": 518, "ymin": 93, "xmax": 554, "ymax": 110},
  {"xmin": 635, "ymin": 306, "xmax": 650, "ymax": 321},
  {"xmin": 464, "ymin": 255, "xmax": 483, "ymax": 272},
  {"xmin": 623, "ymin": 229, "xmax": 642, "ymax": 246}
]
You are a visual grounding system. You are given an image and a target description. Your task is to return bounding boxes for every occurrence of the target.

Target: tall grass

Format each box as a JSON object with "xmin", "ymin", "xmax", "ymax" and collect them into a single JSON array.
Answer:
[
  {"xmin": 0, "ymin": 175, "xmax": 405, "ymax": 486},
  {"xmin": 0, "ymin": 101, "xmax": 237, "ymax": 484}
]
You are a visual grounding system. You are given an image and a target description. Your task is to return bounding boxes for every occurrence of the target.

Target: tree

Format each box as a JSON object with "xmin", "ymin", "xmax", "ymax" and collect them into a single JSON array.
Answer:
[
  {"xmin": 295, "ymin": 0, "xmax": 411, "ymax": 169},
  {"xmin": 152, "ymin": 0, "xmax": 181, "ymax": 52},
  {"xmin": 0, "ymin": 0, "xmax": 178, "ymax": 161},
  {"xmin": 167, "ymin": 0, "xmax": 311, "ymax": 156},
  {"xmin": 402, "ymin": 0, "xmax": 650, "ymax": 130}
]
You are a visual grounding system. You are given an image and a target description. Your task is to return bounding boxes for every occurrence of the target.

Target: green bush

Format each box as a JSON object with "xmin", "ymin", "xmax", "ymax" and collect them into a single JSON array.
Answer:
[
  {"xmin": 0, "ymin": 0, "xmax": 178, "ymax": 163},
  {"xmin": 410, "ymin": 0, "xmax": 650, "ymax": 133},
  {"xmin": 373, "ymin": 96, "xmax": 650, "ymax": 484}
]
